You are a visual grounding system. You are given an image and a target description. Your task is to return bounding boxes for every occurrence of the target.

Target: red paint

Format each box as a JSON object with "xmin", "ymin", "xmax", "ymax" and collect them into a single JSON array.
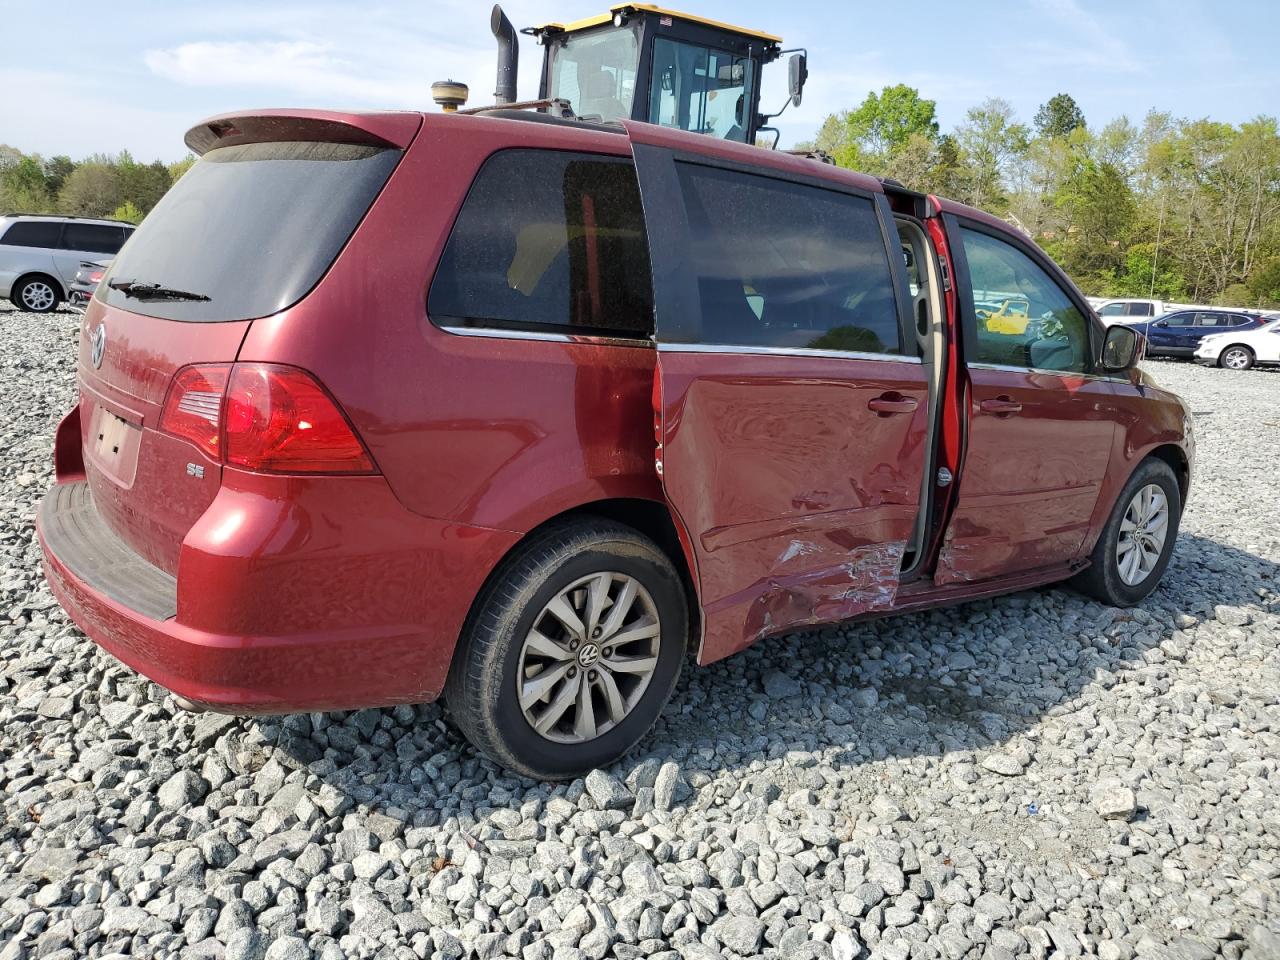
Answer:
[
  {"xmin": 37, "ymin": 109, "xmax": 1194, "ymax": 717},
  {"xmin": 656, "ymin": 350, "xmax": 930, "ymax": 662}
]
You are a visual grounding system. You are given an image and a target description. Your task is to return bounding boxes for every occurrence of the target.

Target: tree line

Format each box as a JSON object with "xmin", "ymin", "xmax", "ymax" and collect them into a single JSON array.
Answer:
[
  {"xmin": 6, "ymin": 94, "xmax": 1280, "ymax": 309},
  {"xmin": 0, "ymin": 146, "xmax": 194, "ymax": 225},
  {"xmin": 799, "ymin": 89, "xmax": 1280, "ymax": 309}
]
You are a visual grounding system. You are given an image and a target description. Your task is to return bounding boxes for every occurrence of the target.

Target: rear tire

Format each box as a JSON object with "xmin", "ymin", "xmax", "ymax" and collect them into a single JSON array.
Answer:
[
  {"xmin": 1071, "ymin": 458, "xmax": 1181, "ymax": 607},
  {"xmin": 1219, "ymin": 345, "xmax": 1255, "ymax": 370},
  {"xmin": 444, "ymin": 518, "xmax": 688, "ymax": 780},
  {"xmin": 13, "ymin": 275, "xmax": 61, "ymax": 313}
]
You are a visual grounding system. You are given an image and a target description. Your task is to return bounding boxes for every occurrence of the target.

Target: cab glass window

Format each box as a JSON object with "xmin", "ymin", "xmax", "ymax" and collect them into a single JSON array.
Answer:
[
  {"xmin": 961, "ymin": 227, "xmax": 1090, "ymax": 373},
  {"xmin": 649, "ymin": 38, "xmax": 754, "ymax": 142},
  {"xmin": 429, "ymin": 150, "xmax": 653, "ymax": 338},
  {"xmin": 1098, "ymin": 302, "xmax": 1126, "ymax": 316},
  {"xmin": 547, "ymin": 26, "xmax": 640, "ymax": 122},
  {"xmin": 674, "ymin": 163, "xmax": 902, "ymax": 354},
  {"xmin": 1128, "ymin": 302, "xmax": 1154, "ymax": 316},
  {"xmin": 1, "ymin": 221, "xmax": 63, "ymax": 248}
]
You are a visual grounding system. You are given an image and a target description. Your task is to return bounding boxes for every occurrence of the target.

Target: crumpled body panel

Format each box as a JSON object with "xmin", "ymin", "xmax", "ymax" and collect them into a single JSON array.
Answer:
[
  {"xmin": 743, "ymin": 539, "xmax": 905, "ymax": 644},
  {"xmin": 655, "ymin": 349, "xmax": 930, "ymax": 665}
]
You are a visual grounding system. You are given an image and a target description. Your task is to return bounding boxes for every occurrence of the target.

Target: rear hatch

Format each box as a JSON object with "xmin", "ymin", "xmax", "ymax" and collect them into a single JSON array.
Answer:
[{"xmin": 79, "ymin": 113, "xmax": 416, "ymax": 576}]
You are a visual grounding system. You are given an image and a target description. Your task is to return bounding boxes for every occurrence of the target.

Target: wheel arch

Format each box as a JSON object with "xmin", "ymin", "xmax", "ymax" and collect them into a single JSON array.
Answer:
[
  {"xmin": 456, "ymin": 496, "xmax": 702, "ymax": 661},
  {"xmin": 12, "ymin": 271, "xmax": 67, "ymax": 303},
  {"xmin": 1218, "ymin": 342, "xmax": 1255, "ymax": 366},
  {"xmin": 1146, "ymin": 443, "xmax": 1190, "ymax": 504}
]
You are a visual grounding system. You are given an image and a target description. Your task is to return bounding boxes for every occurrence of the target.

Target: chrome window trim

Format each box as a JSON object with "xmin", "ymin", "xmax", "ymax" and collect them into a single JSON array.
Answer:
[
  {"xmin": 657, "ymin": 342, "xmax": 922, "ymax": 364},
  {"xmin": 967, "ymin": 361, "xmax": 1127, "ymax": 382},
  {"xmin": 439, "ymin": 324, "xmax": 926, "ymax": 364},
  {"xmin": 438, "ymin": 323, "xmax": 654, "ymax": 350}
]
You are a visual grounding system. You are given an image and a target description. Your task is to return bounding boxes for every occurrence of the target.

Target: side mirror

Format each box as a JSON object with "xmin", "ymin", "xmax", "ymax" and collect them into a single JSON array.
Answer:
[
  {"xmin": 788, "ymin": 53, "xmax": 808, "ymax": 107},
  {"xmin": 1101, "ymin": 324, "xmax": 1141, "ymax": 372},
  {"xmin": 1153, "ymin": 319, "xmax": 1168, "ymax": 328}
]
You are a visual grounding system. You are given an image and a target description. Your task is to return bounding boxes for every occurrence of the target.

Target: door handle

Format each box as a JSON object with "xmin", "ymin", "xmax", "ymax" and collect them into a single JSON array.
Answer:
[
  {"xmin": 979, "ymin": 396, "xmax": 1023, "ymax": 416},
  {"xmin": 867, "ymin": 394, "xmax": 919, "ymax": 416}
]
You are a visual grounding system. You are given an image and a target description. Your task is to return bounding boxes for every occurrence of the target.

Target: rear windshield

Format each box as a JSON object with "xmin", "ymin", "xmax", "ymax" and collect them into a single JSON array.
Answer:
[{"xmin": 99, "ymin": 141, "xmax": 400, "ymax": 322}]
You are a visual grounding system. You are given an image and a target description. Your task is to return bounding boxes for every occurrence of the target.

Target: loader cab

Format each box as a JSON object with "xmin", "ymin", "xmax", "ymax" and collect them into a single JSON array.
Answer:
[{"xmin": 527, "ymin": 4, "xmax": 785, "ymax": 144}]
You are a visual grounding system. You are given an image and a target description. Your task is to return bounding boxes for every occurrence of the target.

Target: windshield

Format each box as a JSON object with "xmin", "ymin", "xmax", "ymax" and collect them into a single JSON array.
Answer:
[
  {"xmin": 547, "ymin": 25, "xmax": 641, "ymax": 122},
  {"xmin": 99, "ymin": 140, "xmax": 400, "ymax": 322}
]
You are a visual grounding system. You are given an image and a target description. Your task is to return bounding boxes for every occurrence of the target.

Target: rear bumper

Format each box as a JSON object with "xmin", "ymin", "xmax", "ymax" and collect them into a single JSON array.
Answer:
[{"xmin": 37, "ymin": 477, "xmax": 520, "ymax": 714}]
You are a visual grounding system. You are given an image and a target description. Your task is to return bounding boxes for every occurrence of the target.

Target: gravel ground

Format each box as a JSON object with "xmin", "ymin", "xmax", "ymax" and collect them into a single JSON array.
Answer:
[{"xmin": 1, "ymin": 304, "xmax": 1277, "ymax": 960}]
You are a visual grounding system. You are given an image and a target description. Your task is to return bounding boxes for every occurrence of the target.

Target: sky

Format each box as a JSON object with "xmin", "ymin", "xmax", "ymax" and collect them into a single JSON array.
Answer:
[{"xmin": 1, "ymin": 0, "xmax": 1277, "ymax": 162}]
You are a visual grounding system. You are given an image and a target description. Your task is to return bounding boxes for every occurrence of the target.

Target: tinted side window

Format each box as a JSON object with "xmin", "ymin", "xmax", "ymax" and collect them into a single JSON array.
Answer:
[
  {"xmin": 1128, "ymin": 302, "xmax": 1154, "ymax": 316},
  {"xmin": 1, "ymin": 221, "xmax": 63, "ymax": 248},
  {"xmin": 429, "ymin": 150, "xmax": 653, "ymax": 338},
  {"xmin": 673, "ymin": 163, "xmax": 901, "ymax": 354},
  {"xmin": 1098, "ymin": 302, "xmax": 1127, "ymax": 316},
  {"xmin": 960, "ymin": 227, "xmax": 1090, "ymax": 373},
  {"xmin": 62, "ymin": 224, "xmax": 125, "ymax": 254}
]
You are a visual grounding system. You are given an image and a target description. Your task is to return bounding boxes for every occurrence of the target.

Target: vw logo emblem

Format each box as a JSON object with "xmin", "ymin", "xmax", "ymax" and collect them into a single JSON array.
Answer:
[
  {"xmin": 577, "ymin": 643, "xmax": 600, "ymax": 667},
  {"xmin": 90, "ymin": 324, "xmax": 107, "ymax": 369}
]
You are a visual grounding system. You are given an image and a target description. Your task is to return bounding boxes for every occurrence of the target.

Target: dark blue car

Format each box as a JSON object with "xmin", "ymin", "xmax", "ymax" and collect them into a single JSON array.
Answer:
[{"xmin": 1128, "ymin": 310, "xmax": 1266, "ymax": 358}]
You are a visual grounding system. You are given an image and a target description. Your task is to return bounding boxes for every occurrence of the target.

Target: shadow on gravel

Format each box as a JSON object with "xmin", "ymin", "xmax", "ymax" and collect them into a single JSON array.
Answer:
[{"xmin": 263, "ymin": 529, "xmax": 1275, "ymax": 817}]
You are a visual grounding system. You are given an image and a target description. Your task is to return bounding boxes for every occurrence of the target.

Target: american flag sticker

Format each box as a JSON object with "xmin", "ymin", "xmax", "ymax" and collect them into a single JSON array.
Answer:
[{"xmin": 659, "ymin": 15, "xmax": 672, "ymax": 26}]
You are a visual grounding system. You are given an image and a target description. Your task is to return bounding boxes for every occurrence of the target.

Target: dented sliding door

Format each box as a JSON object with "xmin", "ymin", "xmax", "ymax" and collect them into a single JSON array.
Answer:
[{"xmin": 625, "ymin": 122, "xmax": 933, "ymax": 664}]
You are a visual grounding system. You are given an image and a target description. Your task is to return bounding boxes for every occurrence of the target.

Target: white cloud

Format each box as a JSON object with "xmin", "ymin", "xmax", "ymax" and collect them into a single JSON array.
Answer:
[
  {"xmin": 144, "ymin": 40, "xmax": 420, "ymax": 102},
  {"xmin": 0, "ymin": 67, "xmax": 195, "ymax": 161},
  {"xmin": 1031, "ymin": 0, "xmax": 1142, "ymax": 73}
]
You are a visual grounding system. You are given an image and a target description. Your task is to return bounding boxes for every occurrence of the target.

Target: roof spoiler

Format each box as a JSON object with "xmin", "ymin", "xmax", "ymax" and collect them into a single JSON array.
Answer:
[{"xmin": 184, "ymin": 110, "xmax": 422, "ymax": 155}]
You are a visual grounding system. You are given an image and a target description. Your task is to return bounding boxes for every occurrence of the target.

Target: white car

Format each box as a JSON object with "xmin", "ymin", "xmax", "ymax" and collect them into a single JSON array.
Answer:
[
  {"xmin": 0, "ymin": 214, "xmax": 134, "ymax": 313},
  {"xmin": 1194, "ymin": 319, "xmax": 1280, "ymax": 370}
]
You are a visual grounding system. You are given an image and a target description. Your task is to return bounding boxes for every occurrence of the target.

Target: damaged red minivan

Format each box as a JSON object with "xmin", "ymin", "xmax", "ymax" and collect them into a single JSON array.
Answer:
[{"xmin": 38, "ymin": 108, "xmax": 1193, "ymax": 778}]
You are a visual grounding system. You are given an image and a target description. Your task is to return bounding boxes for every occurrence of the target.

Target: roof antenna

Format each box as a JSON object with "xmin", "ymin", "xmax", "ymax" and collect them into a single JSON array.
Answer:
[{"xmin": 491, "ymin": 5, "xmax": 518, "ymax": 105}]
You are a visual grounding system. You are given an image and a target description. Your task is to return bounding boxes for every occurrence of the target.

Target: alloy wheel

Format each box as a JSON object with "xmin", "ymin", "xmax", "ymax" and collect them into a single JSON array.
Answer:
[
  {"xmin": 1116, "ymin": 483, "xmax": 1169, "ymax": 587},
  {"xmin": 21, "ymin": 281, "xmax": 55, "ymax": 311},
  {"xmin": 1222, "ymin": 347, "xmax": 1251, "ymax": 370},
  {"xmin": 516, "ymin": 572, "xmax": 661, "ymax": 743}
]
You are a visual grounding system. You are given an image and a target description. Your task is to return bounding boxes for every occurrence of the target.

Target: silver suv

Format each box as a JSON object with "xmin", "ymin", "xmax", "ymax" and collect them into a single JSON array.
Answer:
[{"xmin": 0, "ymin": 215, "xmax": 135, "ymax": 313}]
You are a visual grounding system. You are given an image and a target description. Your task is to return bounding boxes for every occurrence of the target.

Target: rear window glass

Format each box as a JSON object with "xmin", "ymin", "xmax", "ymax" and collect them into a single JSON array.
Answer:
[
  {"xmin": 99, "ymin": 141, "xmax": 400, "ymax": 322},
  {"xmin": 62, "ymin": 223, "xmax": 126, "ymax": 254},
  {"xmin": 673, "ymin": 163, "xmax": 902, "ymax": 355},
  {"xmin": 428, "ymin": 149, "xmax": 653, "ymax": 338},
  {"xmin": 2, "ymin": 221, "xmax": 63, "ymax": 248}
]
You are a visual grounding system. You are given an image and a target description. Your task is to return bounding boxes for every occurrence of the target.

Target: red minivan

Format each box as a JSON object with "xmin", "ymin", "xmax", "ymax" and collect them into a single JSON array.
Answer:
[{"xmin": 37, "ymin": 109, "xmax": 1193, "ymax": 779}]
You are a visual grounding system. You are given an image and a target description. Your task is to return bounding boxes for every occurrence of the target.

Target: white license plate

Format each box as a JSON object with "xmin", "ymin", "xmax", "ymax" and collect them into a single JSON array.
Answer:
[{"xmin": 94, "ymin": 411, "xmax": 132, "ymax": 462}]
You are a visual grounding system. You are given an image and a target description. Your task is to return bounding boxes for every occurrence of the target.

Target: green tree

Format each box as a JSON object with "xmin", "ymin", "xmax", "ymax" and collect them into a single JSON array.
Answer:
[
  {"xmin": 111, "ymin": 201, "xmax": 144, "ymax": 224},
  {"xmin": 1, "ymin": 155, "xmax": 53, "ymax": 212},
  {"xmin": 1248, "ymin": 258, "xmax": 1280, "ymax": 306},
  {"xmin": 1034, "ymin": 93, "xmax": 1086, "ymax": 140},
  {"xmin": 58, "ymin": 163, "xmax": 124, "ymax": 217},
  {"xmin": 43, "ymin": 156, "xmax": 75, "ymax": 195},
  {"xmin": 954, "ymin": 98, "xmax": 1030, "ymax": 210},
  {"xmin": 843, "ymin": 84, "xmax": 939, "ymax": 156},
  {"xmin": 167, "ymin": 155, "xmax": 197, "ymax": 181}
]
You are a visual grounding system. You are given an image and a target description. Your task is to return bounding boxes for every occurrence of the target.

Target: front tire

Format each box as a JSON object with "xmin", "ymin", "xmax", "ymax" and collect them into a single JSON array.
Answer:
[
  {"xmin": 445, "ymin": 518, "xmax": 688, "ymax": 780},
  {"xmin": 13, "ymin": 276, "xmax": 61, "ymax": 313},
  {"xmin": 1219, "ymin": 345, "xmax": 1254, "ymax": 370},
  {"xmin": 1071, "ymin": 458, "xmax": 1181, "ymax": 607}
]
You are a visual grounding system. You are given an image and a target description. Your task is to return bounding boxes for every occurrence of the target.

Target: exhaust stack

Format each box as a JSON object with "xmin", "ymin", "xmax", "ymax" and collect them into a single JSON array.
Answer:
[{"xmin": 491, "ymin": 5, "xmax": 518, "ymax": 105}]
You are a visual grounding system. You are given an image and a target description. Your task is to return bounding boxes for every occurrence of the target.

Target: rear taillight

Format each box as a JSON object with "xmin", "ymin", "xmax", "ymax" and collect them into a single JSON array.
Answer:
[
  {"xmin": 224, "ymin": 364, "xmax": 374, "ymax": 473},
  {"xmin": 160, "ymin": 364, "xmax": 230, "ymax": 460},
  {"xmin": 159, "ymin": 363, "xmax": 375, "ymax": 474},
  {"xmin": 89, "ymin": 270, "xmax": 105, "ymax": 284}
]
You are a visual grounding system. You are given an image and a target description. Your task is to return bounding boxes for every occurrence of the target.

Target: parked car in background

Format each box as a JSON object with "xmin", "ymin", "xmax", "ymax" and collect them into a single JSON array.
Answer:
[
  {"xmin": 1194, "ymin": 318, "xmax": 1280, "ymax": 369},
  {"xmin": 1126, "ymin": 310, "xmax": 1266, "ymax": 359},
  {"xmin": 1094, "ymin": 298, "xmax": 1174, "ymax": 324},
  {"xmin": 0, "ymin": 214, "xmax": 135, "ymax": 313},
  {"xmin": 36, "ymin": 109, "xmax": 1193, "ymax": 779},
  {"xmin": 67, "ymin": 260, "xmax": 110, "ymax": 313}
]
